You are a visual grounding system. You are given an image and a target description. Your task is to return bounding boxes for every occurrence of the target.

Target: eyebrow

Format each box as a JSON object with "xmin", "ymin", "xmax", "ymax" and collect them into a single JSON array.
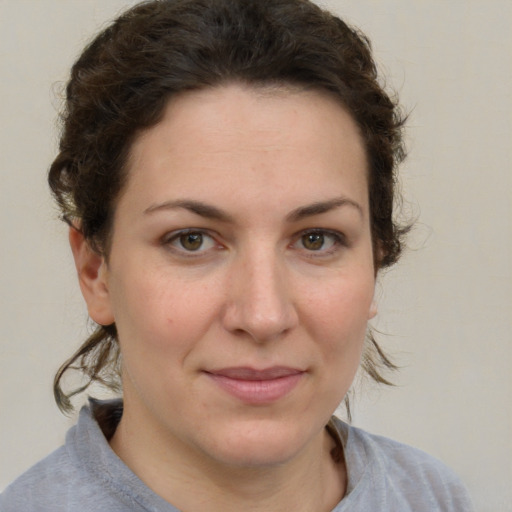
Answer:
[
  {"xmin": 144, "ymin": 199, "xmax": 233, "ymax": 222},
  {"xmin": 285, "ymin": 197, "xmax": 363, "ymax": 222},
  {"xmin": 144, "ymin": 196, "xmax": 363, "ymax": 222}
]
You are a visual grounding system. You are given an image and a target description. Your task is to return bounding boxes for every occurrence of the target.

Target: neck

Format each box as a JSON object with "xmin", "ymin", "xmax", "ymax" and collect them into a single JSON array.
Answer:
[{"xmin": 108, "ymin": 401, "xmax": 346, "ymax": 512}]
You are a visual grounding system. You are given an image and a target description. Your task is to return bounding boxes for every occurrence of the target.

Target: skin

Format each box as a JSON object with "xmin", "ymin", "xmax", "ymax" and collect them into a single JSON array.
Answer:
[{"xmin": 71, "ymin": 84, "xmax": 377, "ymax": 511}]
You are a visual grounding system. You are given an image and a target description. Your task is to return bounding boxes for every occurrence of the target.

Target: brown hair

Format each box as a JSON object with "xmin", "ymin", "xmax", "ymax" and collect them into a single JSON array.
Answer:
[{"xmin": 49, "ymin": 0, "xmax": 408, "ymax": 414}]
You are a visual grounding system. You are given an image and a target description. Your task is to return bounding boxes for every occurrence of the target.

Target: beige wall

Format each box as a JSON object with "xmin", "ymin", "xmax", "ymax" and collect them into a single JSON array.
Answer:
[{"xmin": 1, "ymin": 1, "xmax": 510, "ymax": 510}]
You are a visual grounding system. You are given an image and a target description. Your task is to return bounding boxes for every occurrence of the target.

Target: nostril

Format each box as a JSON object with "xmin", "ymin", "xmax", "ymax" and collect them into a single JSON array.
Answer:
[
  {"xmin": 220, "ymin": 258, "xmax": 299, "ymax": 342},
  {"xmin": 221, "ymin": 297, "xmax": 298, "ymax": 343}
]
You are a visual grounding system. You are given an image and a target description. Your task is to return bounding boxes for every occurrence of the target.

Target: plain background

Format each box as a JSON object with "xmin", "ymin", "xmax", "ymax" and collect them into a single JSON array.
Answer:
[{"xmin": 0, "ymin": 1, "xmax": 510, "ymax": 510}]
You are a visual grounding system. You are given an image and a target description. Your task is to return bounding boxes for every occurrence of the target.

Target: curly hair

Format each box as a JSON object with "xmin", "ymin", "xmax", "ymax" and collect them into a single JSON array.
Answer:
[{"xmin": 49, "ymin": 0, "xmax": 408, "ymax": 414}]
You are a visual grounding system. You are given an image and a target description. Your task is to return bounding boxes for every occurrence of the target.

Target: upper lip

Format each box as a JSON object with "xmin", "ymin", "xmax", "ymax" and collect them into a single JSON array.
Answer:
[{"xmin": 205, "ymin": 366, "xmax": 304, "ymax": 381}]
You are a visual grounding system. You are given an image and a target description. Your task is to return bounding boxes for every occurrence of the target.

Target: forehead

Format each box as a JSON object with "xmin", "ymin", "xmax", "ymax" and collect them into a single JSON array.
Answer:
[{"xmin": 122, "ymin": 84, "xmax": 369, "ymax": 217}]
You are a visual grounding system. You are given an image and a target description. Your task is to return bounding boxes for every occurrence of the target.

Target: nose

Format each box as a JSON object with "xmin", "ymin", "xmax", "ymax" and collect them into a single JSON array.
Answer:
[{"xmin": 221, "ymin": 248, "xmax": 299, "ymax": 343}]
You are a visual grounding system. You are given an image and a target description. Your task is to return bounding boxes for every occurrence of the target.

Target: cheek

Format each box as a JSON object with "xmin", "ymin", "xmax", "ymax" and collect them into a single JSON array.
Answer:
[
  {"xmin": 111, "ymin": 279, "xmax": 202, "ymax": 403},
  {"xmin": 111, "ymin": 270, "xmax": 219, "ymax": 361},
  {"xmin": 306, "ymin": 273, "xmax": 373, "ymax": 323},
  {"xmin": 303, "ymin": 276, "xmax": 373, "ymax": 358}
]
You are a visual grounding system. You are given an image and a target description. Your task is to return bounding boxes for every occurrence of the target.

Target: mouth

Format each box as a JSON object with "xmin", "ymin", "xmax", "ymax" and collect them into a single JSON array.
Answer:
[{"xmin": 204, "ymin": 366, "xmax": 305, "ymax": 405}]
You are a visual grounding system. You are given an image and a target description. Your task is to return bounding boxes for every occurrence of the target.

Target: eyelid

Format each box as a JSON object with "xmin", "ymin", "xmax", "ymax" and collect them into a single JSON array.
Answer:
[
  {"xmin": 161, "ymin": 228, "xmax": 222, "ymax": 256},
  {"xmin": 292, "ymin": 228, "xmax": 347, "ymax": 256},
  {"xmin": 160, "ymin": 227, "xmax": 347, "ymax": 259}
]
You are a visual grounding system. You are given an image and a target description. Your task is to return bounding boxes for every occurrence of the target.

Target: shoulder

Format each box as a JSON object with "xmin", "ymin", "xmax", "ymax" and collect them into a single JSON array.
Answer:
[
  {"xmin": 330, "ymin": 417, "xmax": 474, "ymax": 511},
  {"xmin": 0, "ymin": 441, "xmax": 130, "ymax": 512},
  {"xmin": 0, "ymin": 400, "xmax": 176, "ymax": 512},
  {"xmin": 0, "ymin": 445, "xmax": 81, "ymax": 511},
  {"xmin": 350, "ymin": 422, "xmax": 462, "ymax": 483},
  {"xmin": 0, "ymin": 401, "xmax": 126, "ymax": 512}
]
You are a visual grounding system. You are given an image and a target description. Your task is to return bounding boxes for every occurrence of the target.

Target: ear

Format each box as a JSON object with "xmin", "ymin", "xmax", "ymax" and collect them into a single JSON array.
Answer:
[
  {"xmin": 369, "ymin": 244, "xmax": 382, "ymax": 319},
  {"xmin": 69, "ymin": 226, "xmax": 115, "ymax": 326},
  {"xmin": 368, "ymin": 299, "xmax": 378, "ymax": 320}
]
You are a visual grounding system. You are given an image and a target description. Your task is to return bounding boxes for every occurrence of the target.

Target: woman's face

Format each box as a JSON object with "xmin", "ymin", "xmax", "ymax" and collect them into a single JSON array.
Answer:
[{"xmin": 86, "ymin": 84, "xmax": 376, "ymax": 468}]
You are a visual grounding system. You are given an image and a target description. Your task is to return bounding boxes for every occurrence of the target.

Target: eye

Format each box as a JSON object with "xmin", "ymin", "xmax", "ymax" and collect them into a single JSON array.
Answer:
[
  {"xmin": 301, "ymin": 232, "xmax": 328, "ymax": 251},
  {"xmin": 165, "ymin": 230, "xmax": 217, "ymax": 253},
  {"xmin": 294, "ymin": 230, "xmax": 344, "ymax": 254}
]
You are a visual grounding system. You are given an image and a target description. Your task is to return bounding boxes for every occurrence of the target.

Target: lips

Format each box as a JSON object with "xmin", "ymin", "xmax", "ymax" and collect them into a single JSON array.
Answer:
[{"xmin": 204, "ymin": 366, "xmax": 305, "ymax": 404}]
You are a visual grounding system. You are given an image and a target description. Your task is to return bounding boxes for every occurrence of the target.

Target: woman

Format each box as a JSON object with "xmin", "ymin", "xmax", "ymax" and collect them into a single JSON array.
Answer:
[{"xmin": 0, "ymin": 0, "xmax": 473, "ymax": 510}]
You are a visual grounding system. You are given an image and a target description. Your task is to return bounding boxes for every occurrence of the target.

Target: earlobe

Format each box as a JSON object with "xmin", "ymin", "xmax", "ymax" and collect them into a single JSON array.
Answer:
[
  {"xmin": 69, "ymin": 226, "xmax": 115, "ymax": 326},
  {"xmin": 368, "ymin": 300, "xmax": 378, "ymax": 319}
]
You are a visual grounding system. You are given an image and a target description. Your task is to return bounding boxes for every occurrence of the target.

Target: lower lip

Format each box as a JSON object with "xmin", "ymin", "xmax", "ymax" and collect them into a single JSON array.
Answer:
[{"xmin": 206, "ymin": 373, "xmax": 304, "ymax": 405}]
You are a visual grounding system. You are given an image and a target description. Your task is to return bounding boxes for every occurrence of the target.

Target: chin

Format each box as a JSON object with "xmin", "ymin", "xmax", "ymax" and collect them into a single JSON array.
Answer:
[{"xmin": 202, "ymin": 418, "xmax": 316, "ymax": 468}]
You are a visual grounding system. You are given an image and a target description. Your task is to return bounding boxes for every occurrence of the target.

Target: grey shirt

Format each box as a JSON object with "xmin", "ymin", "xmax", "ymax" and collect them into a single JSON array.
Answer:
[{"xmin": 0, "ymin": 400, "xmax": 474, "ymax": 511}]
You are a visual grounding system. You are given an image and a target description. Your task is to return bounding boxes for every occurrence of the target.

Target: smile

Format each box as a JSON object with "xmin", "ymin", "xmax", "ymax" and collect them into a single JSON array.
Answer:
[{"xmin": 204, "ymin": 367, "xmax": 305, "ymax": 405}]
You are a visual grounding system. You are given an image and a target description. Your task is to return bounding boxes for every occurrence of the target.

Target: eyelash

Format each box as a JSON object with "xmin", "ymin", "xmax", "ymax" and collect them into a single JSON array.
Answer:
[
  {"xmin": 162, "ymin": 229, "xmax": 219, "ymax": 257},
  {"xmin": 161, "ymin": 228, "xmax": 347, "ymax": 258},
  {"xmin": 292, "ymin": 229, "xmax": 347, "ymax": 257}
]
